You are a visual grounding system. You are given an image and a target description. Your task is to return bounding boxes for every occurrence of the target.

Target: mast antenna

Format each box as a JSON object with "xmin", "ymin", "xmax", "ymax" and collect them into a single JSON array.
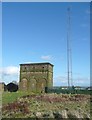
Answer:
[{"xmin": 67, "ymin": 7, "xmax": 73, "ymax": 87}]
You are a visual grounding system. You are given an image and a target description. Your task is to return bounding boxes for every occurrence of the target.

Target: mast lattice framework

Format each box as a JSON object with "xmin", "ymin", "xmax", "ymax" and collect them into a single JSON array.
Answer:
[{"xmin": 67, "ymin": 7, "xmax": 73, "ymax": 87}]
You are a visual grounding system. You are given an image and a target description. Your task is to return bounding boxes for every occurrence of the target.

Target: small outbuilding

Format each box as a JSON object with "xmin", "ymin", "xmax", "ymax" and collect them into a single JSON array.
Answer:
[{"xmin": 7, "ymin": 82, "xmax": 18, "ymax": 92}]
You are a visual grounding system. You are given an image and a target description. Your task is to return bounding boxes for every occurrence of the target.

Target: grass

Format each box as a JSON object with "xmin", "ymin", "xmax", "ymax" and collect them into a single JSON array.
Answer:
[
  {"xmin": 2, "ymin": 93, "xmax": 90, "ymax": 118},
  {"xmin": 2, "ymin": 91, "xmax": 32, "ymax": 105}
]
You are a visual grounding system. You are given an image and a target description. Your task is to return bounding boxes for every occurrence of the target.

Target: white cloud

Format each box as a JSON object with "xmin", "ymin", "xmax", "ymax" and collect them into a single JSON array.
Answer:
[
  {"xmin": 54, "ymin": 75, "xmax": 90, "ymax": 87},
  {"xmin": 54, "ymin": 76, "xmax": 68, "ymax": 86},
  {"xmin": 0, "ymin": 66, "xmax": 20, "ymax": 84},
  {"xmin": 73, "ymin": 77, "xmax": 90, "ymax": 85},
  {"xmin": 41, "ymin": 55, "xmax": 52, "ymax": 61},
  {"xmin": 0, "ymin": 66, "xmax": 19, "ymax": 75},
  {"xmin": 85, "ymin": 9, "xmax": 90, "ymax": 14},
  {"xmin": 81, "ymin": 23, "xmax": 88, "ymax": 28},
  {"xmin": 81, "ymin": 38, "xmax": 88, "ymax": 42}
]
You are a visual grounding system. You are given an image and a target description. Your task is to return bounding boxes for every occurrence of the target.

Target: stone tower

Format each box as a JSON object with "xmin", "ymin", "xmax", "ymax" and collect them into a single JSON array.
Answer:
[{"xmin": 19, "ymin": 62, "xmax": 53, "ymax": 93}]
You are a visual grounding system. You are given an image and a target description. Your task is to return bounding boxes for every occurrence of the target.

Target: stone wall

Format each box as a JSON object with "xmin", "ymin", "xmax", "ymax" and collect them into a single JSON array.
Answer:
[
  {"xmin": 19, "ymin": 63, "xmax": 53, "ymax": 93},
  {"xmin": 0, "ymin": 83, "xmax": 4, "ymax": 92}
]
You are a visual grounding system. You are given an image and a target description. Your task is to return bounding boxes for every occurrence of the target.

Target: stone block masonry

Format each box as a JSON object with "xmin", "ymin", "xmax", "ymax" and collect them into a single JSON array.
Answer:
[{"xmin": 19, "ymin": 62, "xmax": 53, "ymax": 93}]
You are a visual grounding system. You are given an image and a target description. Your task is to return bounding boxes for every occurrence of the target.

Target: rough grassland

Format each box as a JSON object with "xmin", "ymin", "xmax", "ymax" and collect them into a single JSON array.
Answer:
[
  {"xmin": 2, "ymin": 91, "xmax": 33, "ymax": 105},
  {"xmin": 2, "ymin": 92, "xmax": 91, "ymax": 119}
]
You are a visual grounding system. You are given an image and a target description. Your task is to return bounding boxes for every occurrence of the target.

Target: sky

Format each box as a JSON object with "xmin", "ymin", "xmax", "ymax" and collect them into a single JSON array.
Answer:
[{"xmin": 1, "ymin": 2, "xmax": 90, "ymax": 86}]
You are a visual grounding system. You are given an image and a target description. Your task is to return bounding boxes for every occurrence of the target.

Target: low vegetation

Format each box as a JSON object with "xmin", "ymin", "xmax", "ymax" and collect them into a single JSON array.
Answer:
[
  {"xmin": 2, "ymin": 91, "xmax": 33, "ymax": 105},
  {"xmin": 2, "ymin": 92, "xmax": 91, "ymax": 119}
]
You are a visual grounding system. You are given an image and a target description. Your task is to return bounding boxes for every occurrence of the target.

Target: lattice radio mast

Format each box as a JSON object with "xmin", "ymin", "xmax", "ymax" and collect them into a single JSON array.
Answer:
[{"xmin": 67, "ymin": 7, "xmax": 73, "ymax": 88}]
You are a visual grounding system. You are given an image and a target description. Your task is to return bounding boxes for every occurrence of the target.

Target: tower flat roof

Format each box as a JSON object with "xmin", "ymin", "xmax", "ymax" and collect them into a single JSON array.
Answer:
[{"xmin": 20, "ymin": 62, "xmax": 54, "ymax": 66}]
